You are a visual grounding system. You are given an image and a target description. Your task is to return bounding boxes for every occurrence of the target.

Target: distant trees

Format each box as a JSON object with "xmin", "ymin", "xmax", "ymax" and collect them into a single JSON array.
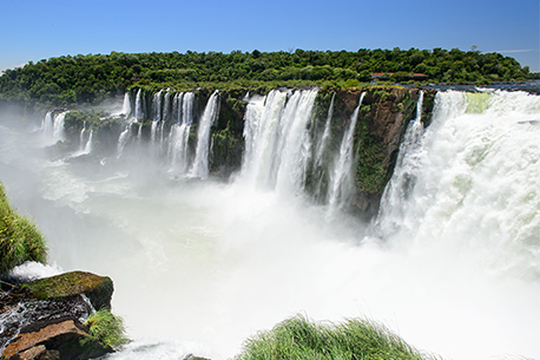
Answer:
[{"xmin": 0, "ymin": 48, "xmax": 533, "ymax": 108}]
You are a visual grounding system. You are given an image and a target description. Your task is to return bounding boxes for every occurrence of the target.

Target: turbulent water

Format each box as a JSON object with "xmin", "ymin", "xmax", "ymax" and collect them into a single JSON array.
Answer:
[{"xmin": 1, "ymin": 89, "xmax": 539, "ymax": 360}]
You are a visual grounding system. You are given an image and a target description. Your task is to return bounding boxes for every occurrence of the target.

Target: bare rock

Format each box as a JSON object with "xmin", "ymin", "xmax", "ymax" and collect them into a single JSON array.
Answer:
[{"xmin": 2, "ymin": 319, "xmax": 111, "ymax": 360}]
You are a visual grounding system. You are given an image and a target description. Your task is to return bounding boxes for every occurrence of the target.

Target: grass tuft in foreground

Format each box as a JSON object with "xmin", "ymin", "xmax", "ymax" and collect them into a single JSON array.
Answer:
[
  {"xmin": 84, "ymin": 309, "xmax": 130, "ymax": 350},
  {"xmin": 235, "ymin": 314, "xmax": 437, "ymax": 360},
  {"xmin": 0, "ymin": 181, "xmax": 47, "ymax": 275}
]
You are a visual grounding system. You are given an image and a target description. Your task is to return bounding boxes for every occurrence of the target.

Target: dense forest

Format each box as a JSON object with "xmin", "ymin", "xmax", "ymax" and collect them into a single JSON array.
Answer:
[{"xmin": 0, "ymin": 48, "xmax": 534, "ymax": 108}]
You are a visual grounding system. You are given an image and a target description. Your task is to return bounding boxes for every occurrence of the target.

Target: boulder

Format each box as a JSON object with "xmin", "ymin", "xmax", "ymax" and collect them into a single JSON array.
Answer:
[
  {"xmin": 23, "ymin": 271, "xmax": 114, "ymax": 311},
  {"xmin": 2, "ymin": 319, "xmax": 112, "ymax": 360}
]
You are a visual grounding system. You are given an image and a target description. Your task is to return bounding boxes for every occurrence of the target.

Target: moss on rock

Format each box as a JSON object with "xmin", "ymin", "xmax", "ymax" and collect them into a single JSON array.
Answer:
[{"xmin": 23, "ymin": 271, "xmax": 114, "ymax": 311}]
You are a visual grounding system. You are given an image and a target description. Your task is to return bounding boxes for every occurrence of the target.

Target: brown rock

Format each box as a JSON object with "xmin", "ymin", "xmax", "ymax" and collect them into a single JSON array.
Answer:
[{"xmin": 2, "ymin": 319, "xmax": 111, "ymax": 360}]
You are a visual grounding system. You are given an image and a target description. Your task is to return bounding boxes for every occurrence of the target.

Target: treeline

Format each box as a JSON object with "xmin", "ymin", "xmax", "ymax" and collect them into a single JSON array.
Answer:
[{"xmin": 0, "ymin": 48, "xmax": 533, "ymax": 108}]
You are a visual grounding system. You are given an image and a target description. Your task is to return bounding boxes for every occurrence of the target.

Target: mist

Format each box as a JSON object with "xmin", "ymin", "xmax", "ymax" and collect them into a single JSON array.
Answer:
[{"xmin": 1, "ymin": 90, "xmax": 540, "ymax": 360}]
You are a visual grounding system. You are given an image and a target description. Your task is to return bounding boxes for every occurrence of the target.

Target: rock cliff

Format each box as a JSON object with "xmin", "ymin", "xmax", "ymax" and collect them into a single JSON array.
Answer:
[{"xmin": 1, "ymin": 271, "xmax": 121, "ymax": 360}]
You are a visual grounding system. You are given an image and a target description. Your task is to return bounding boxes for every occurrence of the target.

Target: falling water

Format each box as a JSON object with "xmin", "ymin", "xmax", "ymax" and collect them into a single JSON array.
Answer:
[
  {"xmin": 122, "ymin": 92, "xmax": 132, "ymax": 117},
  {"xmin": 78, "ymin": 122, "xmax": 87, "ymax": 152},
  {"xmin": 1, "ymin": 89, "xmax": 539, "ymax": 360},
  {"xmin": 117, "ymin": 126, "xmax": 131, "ymax": 157},
  {"xmin": 83, "ymin": 130, "xmax": 93, "ymax": 154},
  {"xmin": 168, "ymin": 92, "xmax": 195, "ymax": 175},
  {"xmin": 314, "ymin": 92, "xmax": 335, "ymax": 167},
  {"xmin": 375, "ymin": 90, "xmax": 425, "ymax": 234},
  {"xmin": 189, "ymin": 91, "xmax": 220, "ymax": 179},
  {"xmin": 240, "ymin": 88, "xmax": 318, "ymax": 194},
  {"xmin": 134, "ymin": 89, "xmax": 143, "ymax": 120},
  {"xmin": 327, "ymin": 92, "xmax": 365, "ymax": 214}
]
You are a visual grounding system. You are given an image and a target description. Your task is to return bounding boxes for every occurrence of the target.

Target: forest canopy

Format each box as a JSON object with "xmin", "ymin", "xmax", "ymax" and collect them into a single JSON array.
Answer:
[{"xmin": 0, "ymin": 48, "xmax": 533, "ymax": 108}]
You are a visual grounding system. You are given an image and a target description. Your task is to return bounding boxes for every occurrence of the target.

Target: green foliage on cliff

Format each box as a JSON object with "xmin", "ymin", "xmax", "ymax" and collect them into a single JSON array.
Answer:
[
  {"xmin": 235, "ymin": 314, "xmax": 434, "ymax": 360},
  {"xmin": 0, "ymin": 182, "xmax": 47, "ymax": 275},
  {"xmin": 0, "ymin": 48, "xmax": 532, "ymax": 108}
]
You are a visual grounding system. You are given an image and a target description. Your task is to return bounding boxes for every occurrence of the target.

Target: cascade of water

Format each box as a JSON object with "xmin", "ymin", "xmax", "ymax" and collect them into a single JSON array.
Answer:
[
  {"xmin": 50, "ymin": 111, "xmax": 68, "ymax": 145},
  {"xmin": 274, "ymin": 90, "xmax": 318, "ymax": 194},
  {"xmin": 41, "ymin": 112, "xmax": 54, "ymax": 142},
  {"xmin": 172, "ymin": 93, "xmax": 183, "ymax": 124},
  {"xmin": 153, "ymin": 90, "xmax": 163, "ymax": 122},
  {"xmin": 135, "ymin": 89, "xmax": 144, "ymax": 120},
  {"xmin": 150, "ymin": 121, "xmax": 159, "ymax": 144},
  {"xmin": 241, "ymin": 91, "xmax": 288, "ymax": 187},
  {"xmin": 240, "ymin": 89, "xmax": 318, "ymax": 194},
  {"xmin": 117, "ymin": 126, "xmax": 131, "ymax": 158},
  {"xmin": 314, "ymin": 92, "xmax": 335, "ymax": 167},
  {"xmin": 374, "ymin": 90, "xmax": 454, "ymax": 237},
  {"xmin": 183, "ymin": 92, "xmax": 194, "ymax": 125},
  {"xmin": 122, "ymin": 92, "xmax": 132, "ymax": 117},
  {"xmin": 188, "ymin": 91, "xmax": 220, "ymax": 179},
  {"xmin": 168, "ymin": 92, "xmax": 195, "ymax": 175},
  {"xmin": 375, "ymin": 89, "xmax": 540, "ymax": 276},
  {"xmin": 327, "ymin": 92, "xmax": 365, "ymax": 214},
  {"xmin": 83, "ymin": 130, "xmax": 93, "ymax": 154},
  {"xmin": 163, "ymin": 91, "xmax": 171, "ymax": 124},
  {"xmin": 78, "ymin": 122, "xmax": 87, "ymax": 152}
]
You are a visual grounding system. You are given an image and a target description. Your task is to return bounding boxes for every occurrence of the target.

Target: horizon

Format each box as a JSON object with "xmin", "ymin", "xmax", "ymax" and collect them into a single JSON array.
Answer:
[{"xmin": 1, "ymin": 0, "xmax": 539, "ymax": 72}]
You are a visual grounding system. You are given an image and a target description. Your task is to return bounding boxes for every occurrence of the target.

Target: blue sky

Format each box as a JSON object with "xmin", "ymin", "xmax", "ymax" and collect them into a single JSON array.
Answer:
[{"xmin": 1, "ymin": 0, "xmax": 539, "ymax": 72}]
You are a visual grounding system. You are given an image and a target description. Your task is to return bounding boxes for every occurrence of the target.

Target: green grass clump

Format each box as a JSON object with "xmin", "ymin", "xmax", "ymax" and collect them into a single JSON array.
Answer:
[
  {"xmin": 84, "ymin": 309, "xmax": 129, "ymax": 350},
  {"xmin": 235, "ymin": 314, "xmax": 435, "ymax": 360},
  {"xmin": 0, "ymin": 181, "xmax": 47, "ymax": 275}
]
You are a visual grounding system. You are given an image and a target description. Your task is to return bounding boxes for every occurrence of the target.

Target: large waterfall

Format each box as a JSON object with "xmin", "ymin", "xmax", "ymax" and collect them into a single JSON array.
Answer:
[{"xmin": 1, "ymin": 88, "xmax": 539, "ymax": 360}]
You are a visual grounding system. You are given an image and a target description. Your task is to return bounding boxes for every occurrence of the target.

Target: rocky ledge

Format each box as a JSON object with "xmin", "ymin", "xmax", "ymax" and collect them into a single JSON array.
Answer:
[{"xmin": 0, "ymin": 270, "xmax": 122, "ymax": 360}]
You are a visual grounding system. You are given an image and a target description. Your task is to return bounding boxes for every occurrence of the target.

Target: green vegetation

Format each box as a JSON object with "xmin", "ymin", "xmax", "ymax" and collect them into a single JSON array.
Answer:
[
  {"xmin": 23, "ymin": 271, "xmax": 114, "ymax": 310},
  {"xmin": 84, "ymin": 309, "xmax": 129, "ymax": 350},
  {"xmin": 0, "ymin": 182, "xmax": 47, "ymax": 275},
  {"xmin": 0, "ymin": 48, "xmax": 532, "ymax": 109},
  {"xmin": 235, "ymin": 314, "xmax": 435, "ymax": 360}
]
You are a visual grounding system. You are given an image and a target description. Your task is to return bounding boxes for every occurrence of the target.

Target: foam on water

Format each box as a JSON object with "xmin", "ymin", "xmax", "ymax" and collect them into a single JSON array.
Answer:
[{"xmin": 1, "ymin": 89, "xmax": 539, "ymax": 360}]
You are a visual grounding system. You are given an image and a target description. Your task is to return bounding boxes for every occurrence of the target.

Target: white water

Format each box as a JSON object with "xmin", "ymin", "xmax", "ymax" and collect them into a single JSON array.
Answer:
[
  {"xmin": 241, "ymin": 88, "xmax": 318, "ymax": 195},
  {"xmin": 1, "ymin": 89, "xmax": 540, "ymax": 360},
  {"xmin": 327, "ymin": 92, "xmax": 365, "ymax": 214},
  {"xmin": 40, "ymin": 111, "xmax": 68, "ymax": 146},
  {"xmin": 189, "ymin": 90, "xmax": 220, "ymax": 179}
]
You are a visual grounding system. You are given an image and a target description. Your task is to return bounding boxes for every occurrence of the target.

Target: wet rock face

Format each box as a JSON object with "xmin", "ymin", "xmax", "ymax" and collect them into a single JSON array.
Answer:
[{"xmin": 1, "ymin": 271, "xmax": 116, "ymax": 360}]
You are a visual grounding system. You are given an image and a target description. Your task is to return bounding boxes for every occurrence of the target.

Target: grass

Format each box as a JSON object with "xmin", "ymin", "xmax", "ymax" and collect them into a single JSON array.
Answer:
[
  {"xmin": 0, "ymin": 181, "xmax": 47, "ymax": 275},
  {"xmin": 84, "ymin": 309, "xmax": 130, "ymax": 350},
  {"xmin": 235, "ymin": 314, "xmax": 437, "ymax": 360}
]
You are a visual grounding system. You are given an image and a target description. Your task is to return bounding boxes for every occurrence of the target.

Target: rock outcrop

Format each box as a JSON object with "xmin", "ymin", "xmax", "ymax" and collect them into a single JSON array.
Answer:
[
  {"xmin": 1, "ymin": 271, "xmax": 117, "ymax": 360},
  {"xmin": 2, "ymin": 319, "xmax": 111, "ymax": 360}
]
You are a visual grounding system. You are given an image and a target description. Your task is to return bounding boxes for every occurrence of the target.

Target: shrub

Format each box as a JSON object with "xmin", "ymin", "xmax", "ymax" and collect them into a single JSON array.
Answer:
[{"xmin": 0, "ymin": 182, "xmax": 47, "ymax": 275}]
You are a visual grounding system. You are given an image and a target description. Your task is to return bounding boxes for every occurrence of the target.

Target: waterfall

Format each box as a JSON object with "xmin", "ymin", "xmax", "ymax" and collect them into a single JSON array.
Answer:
[
  {"xmin": 314, "ymin": 92, "xmax": 335, "ymax": 167},
  {"xmin": 375, "ymin": 89, "xmax": 540, "ymax": 277},
  {"xmin": 117, "ymin": 126, "xmax": 131, "ymax": 158},
  {"xmin": 83, "ymin": 130, "xmax": 93, "ymax": 154},
  {"xmin": 163, "ymin": 91, "xmax": 171, "ymax": 124},
  {"xmin": 41, "ymin": 111, "xmax": 54, "ymax": 141},
  {"xmin": 134, "ymin": 89, "xmax": 143, "ymax": 120},
  {"xmin": 168, "ymin": 92, "xmax": 194, "ymax": 175},
  {"xmin": 189, "ymin": 91, "xmax": 220, "ymax": 179},
  {"xmin": 327, "ymin": 92, "xmax": 365, "ymax": 214},
  {"xmin": 3, "ymin": 88, "xmax": 540, "ymax": 360},
  {"xmin": 153, "ymin": 90, "xmax": 163, "ymax": 122},
  {"xmin": 122, "ymin": 92, "xmax": 132, "ymax": 117},
  {"xmin": 78, "ymin": 122, "xmax": 87, "ymax": 152},
  {"xmin": 240, "ymin": 88, "xmax": 318, "ymax": 194},
  {"xmin": 41, "ymin": 111, "xmax": 68, "ymax": 146}
]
